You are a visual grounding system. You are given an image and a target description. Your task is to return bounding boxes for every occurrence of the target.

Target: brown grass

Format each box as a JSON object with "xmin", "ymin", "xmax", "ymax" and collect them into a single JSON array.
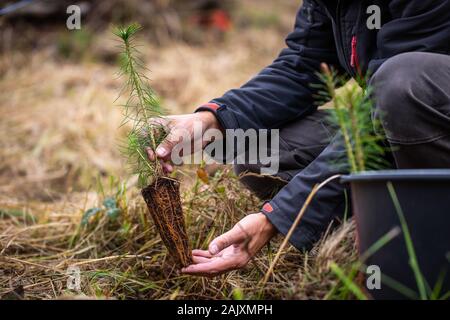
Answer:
[{"xmin": 0, "ymin": 168, "xmax": 357, "ymax": 299}]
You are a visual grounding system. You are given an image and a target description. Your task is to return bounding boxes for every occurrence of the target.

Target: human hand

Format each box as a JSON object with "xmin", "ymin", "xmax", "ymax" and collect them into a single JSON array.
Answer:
[
  {"xmin": 182, "ymin": 213, "xmax": 277, "ymax": 277},
  {"xmin": 146, "ymin": 111, "xmax": 222, "ymax": 173}
]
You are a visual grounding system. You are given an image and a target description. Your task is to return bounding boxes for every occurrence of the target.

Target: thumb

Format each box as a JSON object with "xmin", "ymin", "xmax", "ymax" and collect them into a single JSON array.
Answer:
[
  {"xmin": 155, "ymin": 129, "xmax": 182, "ymax": 160},
  {"xmin": 209, "ymin": 224, "xmax": 247, "ymax": 255}
]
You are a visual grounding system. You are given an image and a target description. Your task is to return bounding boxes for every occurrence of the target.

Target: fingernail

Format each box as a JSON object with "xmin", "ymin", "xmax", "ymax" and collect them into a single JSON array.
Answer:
[
  {"xmin": 156, "ymin": 147, "xmax": 167, "ymax": 157},
  {"xmin": 210, "ymin": 244, "xmax": 219, "ymax": 255}
]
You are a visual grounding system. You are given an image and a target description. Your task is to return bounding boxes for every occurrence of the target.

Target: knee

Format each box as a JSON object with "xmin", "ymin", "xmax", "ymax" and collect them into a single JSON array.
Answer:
[
  {"xmin": 233, "ymin": 163, "xmax": 260, "ymax": 177},
  {"xmin": 370, "ymin": 52, "xmax": 432, "ymax": 136},
  {"xmin": 233, "ymin": 163, "xmax": 262, "ymax": 194},
  {"xmin": 233, "ymin": 164, "xmax": 286, "ymax": 200},
  {"xmin": 371, "ymin": 53, "xmax": 424, "ymax": 113}
]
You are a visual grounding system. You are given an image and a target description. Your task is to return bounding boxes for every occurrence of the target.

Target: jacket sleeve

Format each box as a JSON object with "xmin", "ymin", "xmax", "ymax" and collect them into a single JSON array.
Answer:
[
  {"xmin": 198, "ymin": 0, "xmax": 340, "ymax": 131},
  {"xmin": 369, "ymin": 0, "xmax": 450, "ymax": 73},
  {"xmin": 262, "ymin": 134, "xmax": 349, "ymax": 251}
]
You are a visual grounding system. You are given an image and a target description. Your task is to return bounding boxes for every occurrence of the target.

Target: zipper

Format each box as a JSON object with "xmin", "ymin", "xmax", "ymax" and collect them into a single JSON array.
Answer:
[
  {"xmin": 316, "ymin": 0, "xmax": 357, "ymax": 77},
  {"xmin": 335, "ymin": 0, "xmax": 356, "ymax": 77},
  {"xmin": 350, "ymin": 35, "xmax": 358, "ymax": 69}
]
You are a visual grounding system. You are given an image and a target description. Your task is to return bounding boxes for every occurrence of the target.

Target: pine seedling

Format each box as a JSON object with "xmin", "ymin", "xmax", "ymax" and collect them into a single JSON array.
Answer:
[
  {"xmin": 316, "ymin": 63, "xmax": 389, "ymax": 173},
  {"xmin": 114, "ymin": 23, "xmax": 166, "ymax": 187},
  {"xmin": 114, "ymin": 24, "xmax": 192, "ymax": 268}
]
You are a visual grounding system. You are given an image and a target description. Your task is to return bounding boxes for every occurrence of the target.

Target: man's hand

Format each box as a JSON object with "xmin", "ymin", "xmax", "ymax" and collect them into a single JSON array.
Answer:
[
  {"xmin": 146, "ymin": 111, "xmax": 222, "ymax": 172},
  {"xmin": 182, "ymin": 213, "xmax": 277, "ymax": 277}
]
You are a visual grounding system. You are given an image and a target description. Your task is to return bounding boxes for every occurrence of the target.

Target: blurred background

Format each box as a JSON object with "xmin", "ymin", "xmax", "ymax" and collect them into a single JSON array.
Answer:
[{"xmin": 0, "ymin": 0, "xmax": 300, "ymax": 199}]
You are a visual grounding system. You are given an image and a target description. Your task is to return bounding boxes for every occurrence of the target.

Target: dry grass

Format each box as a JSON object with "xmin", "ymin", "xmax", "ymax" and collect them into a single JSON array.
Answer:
[
  {"xmin": 0, "ymin": 0, "xmax": 358, "ymax": 300},
  {"xmin": 0, "ymin": 169, "xmax": 357, "ymax": 300}
]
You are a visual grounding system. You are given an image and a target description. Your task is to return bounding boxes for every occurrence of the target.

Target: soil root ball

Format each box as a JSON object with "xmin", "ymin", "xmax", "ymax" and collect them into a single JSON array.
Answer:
[{"xmin": 142, "ymin": 178, "xmax": 192, "ymax": 268}]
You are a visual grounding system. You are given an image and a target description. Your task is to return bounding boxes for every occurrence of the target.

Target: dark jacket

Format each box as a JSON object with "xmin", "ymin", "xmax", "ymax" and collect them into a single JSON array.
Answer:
[{"xmin": 197, "ymin": 0, "xmax": 450, "ymax": 250}]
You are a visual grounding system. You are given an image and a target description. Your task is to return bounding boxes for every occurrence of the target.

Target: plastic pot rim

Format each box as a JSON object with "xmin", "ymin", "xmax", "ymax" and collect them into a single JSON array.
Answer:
[{"xmin": 341, "ymin": 169, "xmax": 450, "ymax": 183}]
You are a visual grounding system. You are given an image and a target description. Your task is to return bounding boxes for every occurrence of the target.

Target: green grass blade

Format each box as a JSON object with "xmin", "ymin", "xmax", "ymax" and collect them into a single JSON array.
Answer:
[
  {"xmin": 360, "ymin": 226, "xmax": 401, "ymax": 262},
  {"xmin": 387, "ymin": 182, "xmax": 428, "ymax": 300},
  {"xmin": 330, "ymin": 262, "xmax": 368, "ymax": 300},
  {"xmin": 376, "ymin": 272, "xmax": 419, "ymax": 300}
]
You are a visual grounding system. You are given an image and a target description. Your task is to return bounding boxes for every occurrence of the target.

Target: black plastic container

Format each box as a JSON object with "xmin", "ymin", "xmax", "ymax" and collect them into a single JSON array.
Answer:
[{"xmin": 341, "ymin": 170, "xmax": 450, "ymax": 300}]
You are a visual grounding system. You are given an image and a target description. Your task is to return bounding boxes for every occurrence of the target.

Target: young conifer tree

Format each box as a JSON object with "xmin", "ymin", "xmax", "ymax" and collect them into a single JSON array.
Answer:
[
  {"xmin": 114, "ymin": 24, "xmax": 192, "ymax": 268},
  {"xmin": 114, "ymin": 23, "xmax": 167, "ymax": 187},
  {"xmin": 316, "ymin": 64, "xmax": 389, "ymax": 173}
]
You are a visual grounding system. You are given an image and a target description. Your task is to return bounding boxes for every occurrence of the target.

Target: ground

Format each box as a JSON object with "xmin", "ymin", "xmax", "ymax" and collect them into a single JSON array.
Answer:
[{"xmin": 0, "ymin": 0, "xmax": 358, "ymax": 299}]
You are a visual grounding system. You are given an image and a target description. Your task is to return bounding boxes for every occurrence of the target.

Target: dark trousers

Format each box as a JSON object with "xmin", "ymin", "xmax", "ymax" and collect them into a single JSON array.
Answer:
[{"xmin": 235, "ymin": 52, "xmax": 450, "ymax": 200}]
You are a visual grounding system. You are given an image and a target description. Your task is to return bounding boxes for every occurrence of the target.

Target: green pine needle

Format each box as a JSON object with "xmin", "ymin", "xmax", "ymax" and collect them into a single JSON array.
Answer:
[{"xmin": 113, "ymin": 23, "xmax": 142, "ymax": 42}]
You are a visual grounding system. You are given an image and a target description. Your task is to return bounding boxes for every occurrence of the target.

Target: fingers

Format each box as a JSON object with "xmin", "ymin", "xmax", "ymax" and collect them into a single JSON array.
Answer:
[
  {"xmin": 192, "ymin": 255, "xmax": 211, "ymax": 264},
  {"xmin": 148, "ymin": 116, "xmax": 169, "ymax": 128},
  {"xmin": 145, "ymin": 116, "xmax": 172, "ymax": 162},
  {"xmin": 147, "ymin": 127, "xmax": 186, "ymax": 163},
  {"xmin": 146, "ymin": 148, "xmax": 156, "ymax": 161},
  {"xmin": 208, "ymin": 225, "xmax": 247, "ymax": 255},
  {"xmin": 192, "ymin": 249, "xmax": 213, "ymax": 258},
  {"xmin": 191, "ymin": 250, "xmax": 215, "ymax": 264},
  {"xmin": 155, "ymin": 128, "xmax": 186, "ymax": 161},
  {"xmin": 145, "ymin": 118, "xmax": 183, "ymax": 173},
  {"xmin": 182, "ymin": 255, "xmax": 246, "ymax": 277},
  {"xmin": 182, "ymin": 215, "xmax": 269, "ymax": 277},
  {"xmin": 144, "ymin": 150, "xmax": 175, "ymax": 173},
  {"xmin": 160, "ymin": 160, "xmax": 173, "ymax": 174}
]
